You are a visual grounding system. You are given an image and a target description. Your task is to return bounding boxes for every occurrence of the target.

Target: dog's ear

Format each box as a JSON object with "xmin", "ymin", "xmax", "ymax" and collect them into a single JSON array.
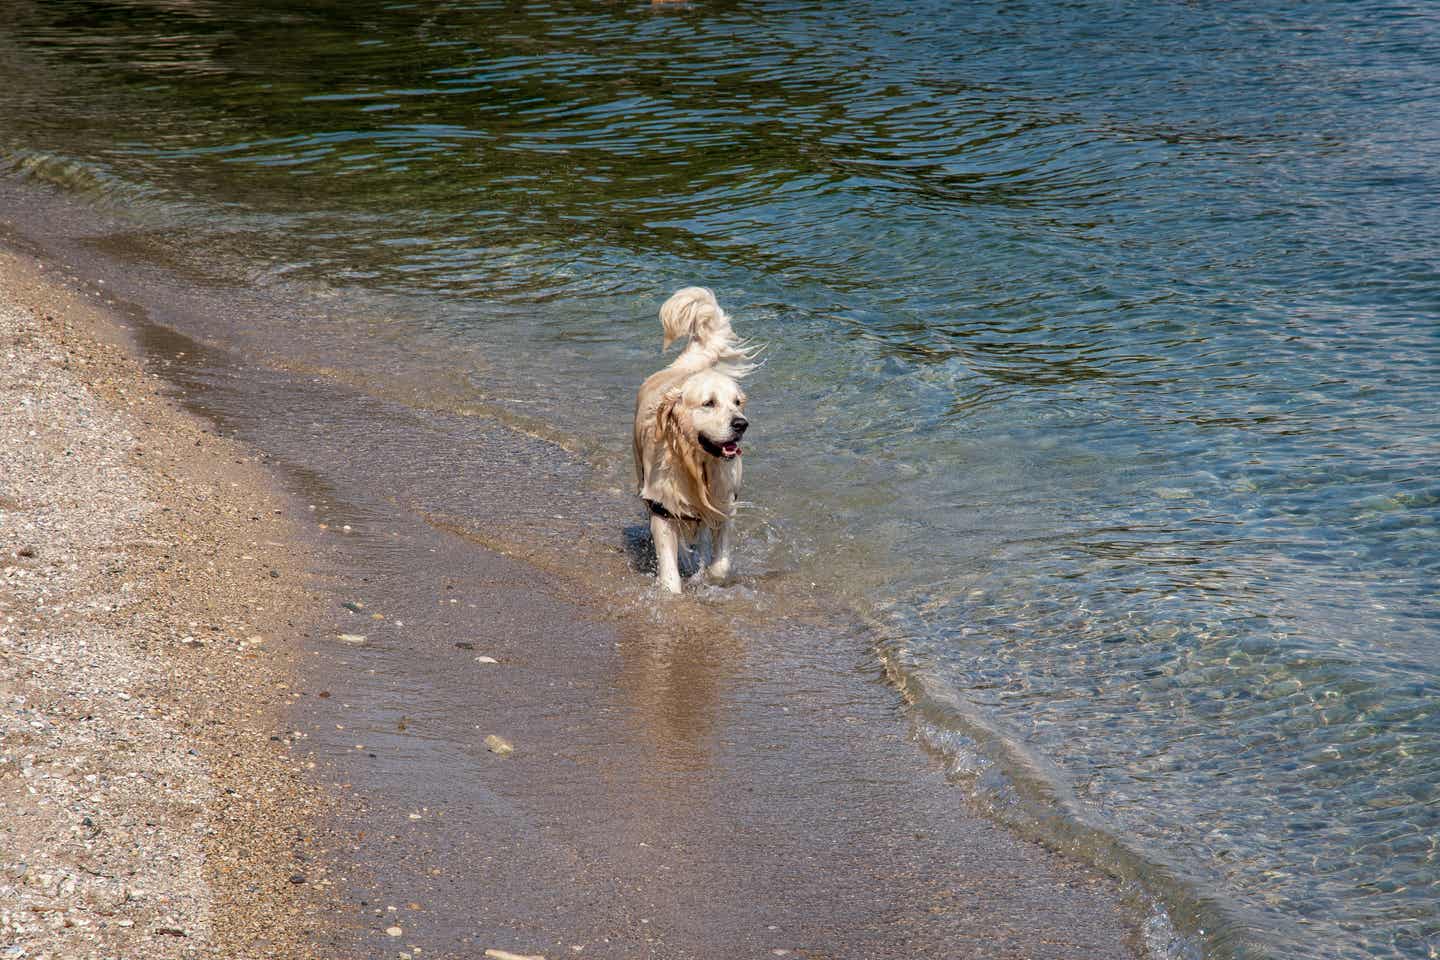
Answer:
[
  {"xmin": 654, "ymin": 388, "xmax": 687, "ymax": 439},
  {"xmin": 656, "ymin": 389, "xmax": 728, "ymax": 526}
]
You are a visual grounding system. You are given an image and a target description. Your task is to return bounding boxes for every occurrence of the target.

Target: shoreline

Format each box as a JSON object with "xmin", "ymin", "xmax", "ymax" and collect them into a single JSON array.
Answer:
[
  {"xmin": 0, "ymin": 248, "xmax": 333, "ymax": 957},
  {"xmin": 1, "ymin": 194, "xmax": 1146, "ymax": 959}
]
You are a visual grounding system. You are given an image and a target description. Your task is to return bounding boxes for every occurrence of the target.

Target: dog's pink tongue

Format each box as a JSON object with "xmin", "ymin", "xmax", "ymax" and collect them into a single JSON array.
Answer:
[{"xmin": 723, "ymin": 442, "xmax": 741, "ymax": 456}]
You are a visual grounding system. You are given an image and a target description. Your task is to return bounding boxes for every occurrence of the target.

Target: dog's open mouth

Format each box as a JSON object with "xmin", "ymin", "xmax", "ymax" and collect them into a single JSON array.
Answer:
[{"xmin": 700, "ymin": 435, "xmax": 742, "ymax": 459}]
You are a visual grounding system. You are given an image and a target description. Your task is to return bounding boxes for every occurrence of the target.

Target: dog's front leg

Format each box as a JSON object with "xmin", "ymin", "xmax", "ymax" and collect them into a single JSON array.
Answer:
[
  {"xmin": 650, "ymin": 514, "xmax": 683, "ymax": 594},
  {"xmin": 707, "ymin": 517, "xmax": 734, "ymax": 583}
]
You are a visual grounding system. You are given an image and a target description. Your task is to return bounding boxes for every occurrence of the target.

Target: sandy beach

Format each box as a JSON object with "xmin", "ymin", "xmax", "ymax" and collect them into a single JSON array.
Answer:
[
  {"xmin": 0, "ymin": 208, "xmax": 1148, "ymax": 959},
  {"xmin": 0, "ymin": 248, "xmax": 331, "ymax": 958},
  {"xmin": 0, "ymin": 174, "xmax": 1159, "ymax": 957}
]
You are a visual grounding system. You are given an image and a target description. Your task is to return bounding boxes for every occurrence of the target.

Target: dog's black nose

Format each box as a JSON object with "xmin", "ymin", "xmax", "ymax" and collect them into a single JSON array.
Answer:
[{"xmin": 731, "ymin": 416, "xmax": 749, "ymax": 435}]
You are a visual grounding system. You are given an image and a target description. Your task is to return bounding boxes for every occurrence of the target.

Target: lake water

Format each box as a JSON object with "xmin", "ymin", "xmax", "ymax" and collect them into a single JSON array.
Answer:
[{"xmin": 1, "ymin": 2, "xmax": 1437, "ymax": 957}]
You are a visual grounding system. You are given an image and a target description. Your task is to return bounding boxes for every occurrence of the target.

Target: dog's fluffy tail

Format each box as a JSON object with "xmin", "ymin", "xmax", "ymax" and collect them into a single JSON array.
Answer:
[{"xmin": 659, "ymin": 286, "xmax": 761, "ymax": 377}]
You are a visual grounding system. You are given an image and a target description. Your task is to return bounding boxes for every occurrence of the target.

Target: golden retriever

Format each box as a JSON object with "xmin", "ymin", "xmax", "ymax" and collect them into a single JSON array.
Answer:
[{"xmin": 633, "ymin": 287, "xmax": 757, "ymax": 593}]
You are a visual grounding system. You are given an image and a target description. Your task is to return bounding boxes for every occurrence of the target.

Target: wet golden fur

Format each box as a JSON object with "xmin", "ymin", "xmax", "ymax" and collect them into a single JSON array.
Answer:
[
  {"xmin": 636, "ymin": 375, "xmax": 739, "ymax": 530},
  {"xmin": 633, "ymin": 288, "xmax": 755, "ymax": 591}
]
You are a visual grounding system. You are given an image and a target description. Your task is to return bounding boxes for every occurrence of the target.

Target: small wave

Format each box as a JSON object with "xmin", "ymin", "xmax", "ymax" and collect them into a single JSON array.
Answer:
[
  {"xmin": 877, "ymin": 635, "xmax": 1237, "ymax": 960},
  {"xmin": 0, "ymin": 147, "xmax": 166, "ymax": 211}
]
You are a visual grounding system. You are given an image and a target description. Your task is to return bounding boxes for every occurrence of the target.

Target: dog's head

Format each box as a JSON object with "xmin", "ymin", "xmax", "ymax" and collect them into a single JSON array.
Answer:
[
  {"xmin": 654, "ymin": 369, "xmax": 749, "ymax": 525},
  {"xmin": 660, "ymin": 369, "xmax": 748, "ymax": 460}
]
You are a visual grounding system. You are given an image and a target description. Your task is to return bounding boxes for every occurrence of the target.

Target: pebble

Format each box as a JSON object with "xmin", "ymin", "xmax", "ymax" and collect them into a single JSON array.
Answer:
[
  {"xmin": 337, "ymin": 634, "xmax": 367, "ymax": 645},
  {"xmin": 386, "ymin": 926, "xmax": 404, "ymax": 937},
  {"xmin": 483, "ymin": 735, "xmax": 514, "ymax": 756},
  {"xmin": 485, "ymin": 951, "xmax": 545, "ymax": 960},
  {"xmin": 474, "ymin": 656, "xmax": 498, "ymax": 664}
]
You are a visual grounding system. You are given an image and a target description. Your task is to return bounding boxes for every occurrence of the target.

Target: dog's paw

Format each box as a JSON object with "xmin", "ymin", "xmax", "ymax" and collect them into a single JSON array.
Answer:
[{"xmin": 705, "ymin": 558, "xmax": 732, "ymax": 583}]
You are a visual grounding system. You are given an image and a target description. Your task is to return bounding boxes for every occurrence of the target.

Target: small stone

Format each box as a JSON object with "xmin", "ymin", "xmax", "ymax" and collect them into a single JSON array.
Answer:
[
  {"xmin": 454, "ymin": 642, "xmax": 475, "ymax": 650},
  {"xmin": 474, "ymin": 656, "xmax": 498, "ymax": 664},
  {"xmin": 484, "ymin": 735, "xmax": 514, "ymax": 756},
  {"xmin": 290, "ymin": 874, "xmax": 307, "ymax": 884},
  {"xmin": 337, "ymin": 634, "xmax": 367, "ymax": 645},
  {"xmin": 17, "ymin": 545, "xmax": 36, "ymax": 558},
  {"xmin": 386, "ymin": 926, "xmax": 404, "ymax": 937},
  {"xmin": 485, "ymin": 951, "xmax": 545, "ymax": 960},
  {"xmin": 342, "ymin": 601, "xmax": 365, "ymax": 613}
]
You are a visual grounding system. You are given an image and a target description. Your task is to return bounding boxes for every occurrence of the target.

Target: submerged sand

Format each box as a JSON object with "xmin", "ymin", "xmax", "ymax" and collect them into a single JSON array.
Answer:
[{"xmin": 0, "ymin": 249, "xmax": 330, "ymax": 958}]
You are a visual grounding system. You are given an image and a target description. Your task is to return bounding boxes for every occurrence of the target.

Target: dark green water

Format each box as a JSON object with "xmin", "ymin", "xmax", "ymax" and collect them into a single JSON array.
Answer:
[{"xmin": 1, "ymin": 2, "xmax": 1437, "ymax": 957}]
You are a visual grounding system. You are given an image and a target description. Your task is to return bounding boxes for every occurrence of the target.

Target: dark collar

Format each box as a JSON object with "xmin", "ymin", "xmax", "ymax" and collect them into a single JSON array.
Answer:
[{"xmin": 645, "ymin": 498, "xmax": 700, "ymax": 523}]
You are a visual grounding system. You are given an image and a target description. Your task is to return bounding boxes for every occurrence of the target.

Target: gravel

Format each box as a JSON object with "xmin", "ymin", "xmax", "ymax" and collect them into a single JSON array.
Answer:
[{"xmin": 1, "ymin": 251, "xmax": 334, "ymax": 958}]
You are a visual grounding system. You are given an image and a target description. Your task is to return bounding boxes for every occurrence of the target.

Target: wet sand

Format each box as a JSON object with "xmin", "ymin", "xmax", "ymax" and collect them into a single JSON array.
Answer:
[{"xmin": 2, "ymin": 183, "xmax": 1144, "ymax": 959}]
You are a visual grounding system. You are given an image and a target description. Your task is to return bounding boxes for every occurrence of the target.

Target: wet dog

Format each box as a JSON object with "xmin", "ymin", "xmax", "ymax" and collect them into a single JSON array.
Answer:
[{"xmin": 633, "ymin": 287, "xmax": 756, "ymax": 593}]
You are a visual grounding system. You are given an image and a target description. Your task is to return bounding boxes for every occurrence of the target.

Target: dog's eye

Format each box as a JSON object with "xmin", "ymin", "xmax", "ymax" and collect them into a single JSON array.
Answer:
[{"xmin": 703, "ymin": 398, "xmax": 716, "ymax": 407}]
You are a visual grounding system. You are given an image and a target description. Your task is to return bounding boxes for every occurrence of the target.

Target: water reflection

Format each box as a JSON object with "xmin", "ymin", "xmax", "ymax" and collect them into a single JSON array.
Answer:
[{"xmin": 618, "ymin": 621, "xmax": 737, "ymax": 770}]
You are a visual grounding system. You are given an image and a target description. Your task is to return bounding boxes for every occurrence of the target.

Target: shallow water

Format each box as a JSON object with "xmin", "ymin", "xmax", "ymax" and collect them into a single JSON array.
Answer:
[{"xmin": 2, "ymin": 1, "xmax": 1438, "ymax": 957}]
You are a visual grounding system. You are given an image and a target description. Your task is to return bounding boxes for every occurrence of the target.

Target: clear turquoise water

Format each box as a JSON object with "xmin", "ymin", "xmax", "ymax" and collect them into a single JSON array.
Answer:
[{"xmin": 1, "ymin": 2, "xmax": 1437, "ymax": 957}]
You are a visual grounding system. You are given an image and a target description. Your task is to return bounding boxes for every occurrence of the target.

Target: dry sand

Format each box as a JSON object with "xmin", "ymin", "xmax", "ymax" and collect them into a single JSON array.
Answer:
[{"xmin": 0, "ymin": 249, "xmax": 333, "ymax": 959}]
